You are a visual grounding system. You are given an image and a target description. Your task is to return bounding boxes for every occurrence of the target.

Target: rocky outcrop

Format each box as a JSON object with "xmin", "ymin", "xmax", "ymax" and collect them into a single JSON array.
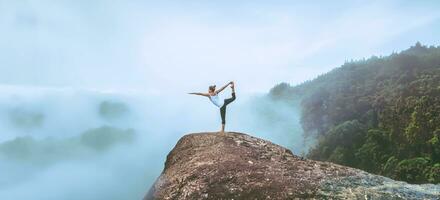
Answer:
[{"xmin": 145, "ymin": 132, "xmax": 440, "ymax": 199}]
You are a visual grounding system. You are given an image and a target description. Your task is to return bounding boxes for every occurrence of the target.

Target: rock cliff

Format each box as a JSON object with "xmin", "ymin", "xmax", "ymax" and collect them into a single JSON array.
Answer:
[{"xmin": 145, "ymin": 132, "xmax": 440, "ymax": 199}]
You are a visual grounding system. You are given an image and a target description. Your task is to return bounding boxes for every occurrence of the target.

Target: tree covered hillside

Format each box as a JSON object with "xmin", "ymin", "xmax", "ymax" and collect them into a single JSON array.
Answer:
[{"xmin": 269, "ymin": 43, "xmax": 440, "ymax": 184}]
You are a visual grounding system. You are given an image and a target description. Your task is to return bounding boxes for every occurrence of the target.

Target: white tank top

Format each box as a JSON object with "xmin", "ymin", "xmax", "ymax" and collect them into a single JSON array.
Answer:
[{"xmin": 209, "ymin": 94, "xmax": 224, "ymax": 108}]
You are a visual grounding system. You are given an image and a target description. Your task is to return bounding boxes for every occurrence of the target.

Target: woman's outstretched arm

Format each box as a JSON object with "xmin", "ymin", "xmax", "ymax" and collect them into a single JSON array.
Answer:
[
  {"xmin": 188, "ymin": 92, "xmax": 210, "ymax": 97},
  {"xmin": 215, "ymin": 82, "xmax": 232, "ymax": 94}
]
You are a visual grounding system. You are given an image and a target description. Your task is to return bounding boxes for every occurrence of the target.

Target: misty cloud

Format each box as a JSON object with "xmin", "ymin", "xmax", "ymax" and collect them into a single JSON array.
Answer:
[
  {"xmin": 8, "ymin": 108, "xmax": 45, "ymax": 130},
  {"xmin": 98, "ymin": 101, "xmax": 130, "ymax": 120},
  {"xmin": 1, "ymin": 1, "xmax": 439, "ymax": 93},
  {"xmin": 0, "ymin": 126, "xmax": 134, "ymax": 164}
]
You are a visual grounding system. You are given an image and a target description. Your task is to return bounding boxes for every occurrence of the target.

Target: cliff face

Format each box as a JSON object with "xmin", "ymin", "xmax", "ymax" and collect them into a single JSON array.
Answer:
[{"xmin": 145, "ymin": 132, "xmax": 440, "ymax": 200}]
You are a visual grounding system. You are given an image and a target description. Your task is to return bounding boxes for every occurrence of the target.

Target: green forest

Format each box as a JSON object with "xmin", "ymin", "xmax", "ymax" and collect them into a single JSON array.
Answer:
[{"xmin": 269, "ymin": 42, "xmax": 440, "ymax": 184}]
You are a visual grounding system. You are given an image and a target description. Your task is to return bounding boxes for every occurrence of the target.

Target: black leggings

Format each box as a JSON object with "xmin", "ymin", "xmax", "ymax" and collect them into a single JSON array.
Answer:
[{"xmin": 220, "ymin": 92, "xmax": 236, "ymax": 124}]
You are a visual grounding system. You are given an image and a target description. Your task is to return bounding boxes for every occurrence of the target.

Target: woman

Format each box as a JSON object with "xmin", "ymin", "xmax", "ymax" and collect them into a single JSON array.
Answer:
[{"xmin": 189, "ymin": 81, "xmax": 236, "ymax": 133}]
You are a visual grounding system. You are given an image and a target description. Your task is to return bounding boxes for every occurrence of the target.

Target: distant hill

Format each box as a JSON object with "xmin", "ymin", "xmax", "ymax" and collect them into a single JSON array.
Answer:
[{"xmin": 269, "ymin": 42, "xmax": 440, "ymax": 184}]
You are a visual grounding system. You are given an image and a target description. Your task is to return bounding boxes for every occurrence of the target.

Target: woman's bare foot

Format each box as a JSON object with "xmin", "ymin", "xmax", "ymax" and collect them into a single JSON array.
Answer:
[
  {"xmin": 230, "ymin": 82, "xmax": 235, "ymax": 94},
  {"xmin": 221, "ymin": 124, "xmax": 225, "ymax": 133}
]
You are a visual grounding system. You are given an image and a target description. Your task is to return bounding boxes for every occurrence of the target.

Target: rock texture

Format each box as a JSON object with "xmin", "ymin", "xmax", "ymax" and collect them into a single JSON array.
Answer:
[{"xmin": 145, "ymin": 132, "xmax": 440, "ymax": 199}]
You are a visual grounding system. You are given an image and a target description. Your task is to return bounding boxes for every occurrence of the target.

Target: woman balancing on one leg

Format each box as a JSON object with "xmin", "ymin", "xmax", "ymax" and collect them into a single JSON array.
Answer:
[{"xmin": 189, "ymin": 81, "xmax": 236, "ymax": 133}]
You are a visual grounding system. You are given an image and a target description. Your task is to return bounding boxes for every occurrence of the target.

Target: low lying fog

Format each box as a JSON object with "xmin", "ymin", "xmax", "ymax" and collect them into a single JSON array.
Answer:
[{"xmin": 0, "ymin": 86, "xmax": 306, "ymax": 199}]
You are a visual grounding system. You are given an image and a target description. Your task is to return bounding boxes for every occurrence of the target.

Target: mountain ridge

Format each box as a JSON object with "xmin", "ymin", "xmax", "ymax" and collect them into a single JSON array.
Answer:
[{"xmin": 268, "ymin": 43, "xmax": 440, "ymax": 184}]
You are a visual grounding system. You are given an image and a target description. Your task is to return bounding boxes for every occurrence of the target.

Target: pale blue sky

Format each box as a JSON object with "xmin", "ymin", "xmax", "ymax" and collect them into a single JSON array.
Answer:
[{"xmin": 1, "ymin": 0, "xmax": 439, "ymax": 94}]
